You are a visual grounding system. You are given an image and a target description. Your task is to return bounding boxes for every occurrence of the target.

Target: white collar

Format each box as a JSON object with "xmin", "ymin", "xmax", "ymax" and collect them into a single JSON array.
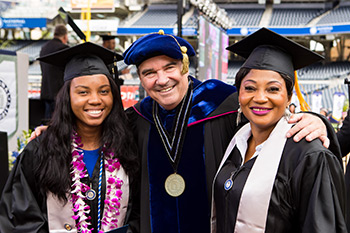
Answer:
[{"xmin": 235, "ymin": 124, "xmax": 266, "ymax": 166}]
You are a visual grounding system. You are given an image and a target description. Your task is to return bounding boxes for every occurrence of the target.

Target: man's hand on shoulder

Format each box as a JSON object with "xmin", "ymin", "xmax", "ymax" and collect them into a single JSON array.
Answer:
[
  {"xmin": 29, "ymin": 125, "xmax": 48, "ymax": 142},
  {"xmin": 286, "ymin": 113, "xmax": 329, "ymax": 148}
]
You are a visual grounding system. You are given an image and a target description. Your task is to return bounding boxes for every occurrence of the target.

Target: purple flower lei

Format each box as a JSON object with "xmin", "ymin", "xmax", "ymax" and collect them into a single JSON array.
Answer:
[{"xmin": 71, "ymin": 131, "xmax": 124, "ymax": 233}]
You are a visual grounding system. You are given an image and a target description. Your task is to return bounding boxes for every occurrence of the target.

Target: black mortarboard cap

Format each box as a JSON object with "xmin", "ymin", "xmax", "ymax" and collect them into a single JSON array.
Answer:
[
  {"xmin": 38, "ymin": 42, "xmax": 123, "ymax": 82},
  {"xmin": 101, "ymin": 35, "xmax": 117, "ymax": 41},
  {"xmin": 226, "ymin": 27, "xmax": 324, "ymax": 79}
]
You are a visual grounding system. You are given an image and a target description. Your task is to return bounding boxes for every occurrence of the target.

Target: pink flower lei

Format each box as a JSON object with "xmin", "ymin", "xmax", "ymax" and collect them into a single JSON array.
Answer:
[{"xmin": 70, "ymin": 131, "xmax": 124, "ymax": 233}]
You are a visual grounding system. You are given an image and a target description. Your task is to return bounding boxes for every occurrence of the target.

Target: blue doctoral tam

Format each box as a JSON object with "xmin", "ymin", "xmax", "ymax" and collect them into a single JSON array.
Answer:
[{"xmin": 123, "ymin": 30, "xmax": 195, "ymax": 66}]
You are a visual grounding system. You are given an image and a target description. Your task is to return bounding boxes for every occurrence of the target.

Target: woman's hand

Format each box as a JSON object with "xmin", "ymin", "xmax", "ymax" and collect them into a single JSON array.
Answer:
[
  {"xmin": 28, "ymin": 125, "xmax": 48, "ymax": 142},
  {"xmin": 286, "ymin": 113, "xmax": 329, "ymax": 148}
]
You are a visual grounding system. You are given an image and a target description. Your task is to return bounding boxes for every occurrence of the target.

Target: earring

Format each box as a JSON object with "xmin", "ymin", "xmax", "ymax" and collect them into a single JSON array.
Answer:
[
  {"xmin": 284, "ymin": 107, "xmax": 291, "ymax": 120},
  {"xmin": 236, "ymin": 106, "xmax": 242, "ymax": 126}
]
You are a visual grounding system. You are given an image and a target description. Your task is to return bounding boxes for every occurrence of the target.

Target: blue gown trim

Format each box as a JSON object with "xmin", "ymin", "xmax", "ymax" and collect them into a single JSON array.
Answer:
[{"xmin": 133, "ymin": 76, "xmax": 237, "ymax": 125}]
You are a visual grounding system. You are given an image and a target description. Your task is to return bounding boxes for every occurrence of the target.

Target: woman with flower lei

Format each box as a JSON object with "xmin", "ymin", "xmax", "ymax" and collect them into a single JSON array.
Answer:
[{"xmin": 0, "ymin": 43, "xmax": 140, "ymax": 233}]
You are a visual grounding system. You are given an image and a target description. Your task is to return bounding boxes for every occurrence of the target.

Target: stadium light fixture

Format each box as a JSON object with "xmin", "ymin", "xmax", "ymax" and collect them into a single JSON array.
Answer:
[{"xmin": 190, "ymin": 0, "xmax": 232, "ymax": 30}]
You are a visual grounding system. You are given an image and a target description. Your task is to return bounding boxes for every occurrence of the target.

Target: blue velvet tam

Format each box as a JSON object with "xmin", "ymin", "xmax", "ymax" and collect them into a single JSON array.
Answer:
[{"xmin": 123, "ymin": 30, "xmax": 196, "ymax": 66}]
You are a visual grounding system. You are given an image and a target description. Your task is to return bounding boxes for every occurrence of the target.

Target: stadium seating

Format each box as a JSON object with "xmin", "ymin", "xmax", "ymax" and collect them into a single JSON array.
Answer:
[
  {"xmin": 131, "ymin": 5, "xmax": 178, "ymax": 27},
  {"xmin": 317, "ymin": 3, "xmax": 350, "ymax": 25},
  {"xmin": 269, "ymin": 4, "xmax": 325, "ymax": 26},
  {"xmin": 298, "ymin": 62, "xmax": 350, "ymax": 80},
  {"xmin": 221, "ymin": 4, "xmax": 264, "ymax": 26}
]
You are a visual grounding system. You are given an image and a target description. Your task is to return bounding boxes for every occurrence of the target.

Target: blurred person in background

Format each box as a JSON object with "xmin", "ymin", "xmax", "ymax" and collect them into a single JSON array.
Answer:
[
  {"xmin": 102, "ymin": 35, "xmax": 117, "ymax": 51},
  {"xmin": 102, "ymin": 35, "xmax": 124, "ymax": 87},
  {"xmin": 39, "ymin": 24, "xmax": 69, "ymax": 121}
]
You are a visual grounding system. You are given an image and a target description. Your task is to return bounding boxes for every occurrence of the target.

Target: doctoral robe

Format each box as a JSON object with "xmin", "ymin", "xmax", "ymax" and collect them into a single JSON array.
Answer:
[
  {"xmin": 0, "ymin": 138, "xmax": 139, "ymax": 233},
  {"xmin": 212, "ymin": 135, "xmax": 347, "ymax": 233},
  {"xmin": 126, "ymin": 77, "xmax": 238, "ymax": 233}
]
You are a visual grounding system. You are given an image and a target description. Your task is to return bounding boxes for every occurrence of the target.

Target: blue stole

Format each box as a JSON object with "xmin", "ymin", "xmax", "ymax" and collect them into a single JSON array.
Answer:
[{"xmin": 135, "ymin": 77, "xmax": 236, "ymax": 233}]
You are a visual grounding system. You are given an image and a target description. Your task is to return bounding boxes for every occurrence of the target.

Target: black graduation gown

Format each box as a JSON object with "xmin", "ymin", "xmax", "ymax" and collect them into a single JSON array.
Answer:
[
  {"xmin": 126, "ymin": 77, "xmax": 239, "ymax": 233},
  {"xmin": 213, "ymin": 137, "xmax": 347, "ymax": 233},
  {"xmin": 0, "ymin": 138, "xmax": 139, "ymax": 233},
  {"xmin": 337, "ymin": 109, "xmax": 350, "ymax": 157},
  {"xmin": 337, "ymin": 109, "xmax": 350, "ymax": 232}
]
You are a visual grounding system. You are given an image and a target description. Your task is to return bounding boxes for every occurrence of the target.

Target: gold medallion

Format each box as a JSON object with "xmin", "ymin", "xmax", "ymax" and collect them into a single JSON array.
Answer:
[{"xmin": 165, "ymin": 173, "xmax": 185, "ymax": 197}]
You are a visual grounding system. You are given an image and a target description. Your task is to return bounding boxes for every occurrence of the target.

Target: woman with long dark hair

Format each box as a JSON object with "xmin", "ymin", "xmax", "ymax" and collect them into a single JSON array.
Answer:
[{"xmin": 0, "ymin": 42, "xmax": 139, "ymax": 233}]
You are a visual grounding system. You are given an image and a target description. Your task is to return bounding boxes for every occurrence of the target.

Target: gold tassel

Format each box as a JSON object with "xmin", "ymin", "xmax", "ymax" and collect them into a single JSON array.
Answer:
[
  {"xmin": 294, "ymin": 71, "xmax": 310, "ymax": 111},
  {"xmin": 181, "ymin": 46, "xmax": 189, "ymax": 75},
  {"xmin": 155, "ymin": 29, "xmax": 189, "ymax": 75}
]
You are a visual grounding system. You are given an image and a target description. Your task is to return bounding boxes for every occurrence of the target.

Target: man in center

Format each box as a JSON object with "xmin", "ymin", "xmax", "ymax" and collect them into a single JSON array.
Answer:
[{"xmin": 123, "ymin": 30, "xmax": 334, "ymax": 233}]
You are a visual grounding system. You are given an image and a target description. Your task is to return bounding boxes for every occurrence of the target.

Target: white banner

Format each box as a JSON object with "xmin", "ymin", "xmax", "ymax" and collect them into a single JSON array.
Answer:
[
  {"xmin": 311, "ymin": 91, "xmax": 323, "ymax": 114},
  {"xmin": 0, "ymin": 52, "xmax": 17, "ymax": 137},
  {"xmin": 332, "ymin": 92, "xmax": 345, "ymax": 122},
  {"xmin": 71, "ymin": 19, "xmax": 120, "ymax": 32}
]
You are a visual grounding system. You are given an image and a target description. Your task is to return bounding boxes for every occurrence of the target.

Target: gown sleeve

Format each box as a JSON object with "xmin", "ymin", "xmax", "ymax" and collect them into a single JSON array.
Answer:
[
  {"xmin": 337, "ymin": 111, "xmax": 350, "ymax": 232},
  {"xmin": 292, "ymin": 149, "xmax": 347, "ymax": 233},
  {"xmin": 337, "ymin": 109, "xmax": 350, "ymax": 157},
  {"xmin": 0, "ymin": 140, "xmax": 48, "ymax": 233}
]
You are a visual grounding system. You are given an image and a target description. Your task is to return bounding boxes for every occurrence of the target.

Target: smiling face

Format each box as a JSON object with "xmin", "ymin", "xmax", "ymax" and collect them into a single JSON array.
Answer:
[
  {"xmin": 138, "ymin": 55, "xmax": 189, "ymax": 110},
  {"xmin": 239, "ymin": 69, "xmax": 291, "ymax": 134},
  {"xmin": 70, "ymin": 74, "xmax": 113, "ymax": 132}
]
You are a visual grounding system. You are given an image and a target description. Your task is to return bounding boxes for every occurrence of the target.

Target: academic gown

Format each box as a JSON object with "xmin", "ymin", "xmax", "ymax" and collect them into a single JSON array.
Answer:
[
  {"xmin": 337, "ymin": 109, "xmax": 350, "ymax": 232},
  {"xmin": 126, "ymin": 76, "xmax": 239, "ymax": 233},
  {"xmin": 213, "ymin": 136, "xmax": 347, "ymax": 233},
  {"xmin": 0, "ymin": 137, "xmax": 139, "ymax": 233}
]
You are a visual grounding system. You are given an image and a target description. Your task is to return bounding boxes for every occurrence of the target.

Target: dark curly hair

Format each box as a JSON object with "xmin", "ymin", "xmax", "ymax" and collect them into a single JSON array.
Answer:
[{"xmin": 34, "ymin": 76, "xmax": 139, "ymax": 202}]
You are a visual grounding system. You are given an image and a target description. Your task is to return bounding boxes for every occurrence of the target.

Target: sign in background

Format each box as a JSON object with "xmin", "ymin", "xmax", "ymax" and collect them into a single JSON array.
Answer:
[
  {"xmin": 0, "ymin": 51, "xmax": 17, "ymax": 137},
  {"xmin": 0, "ymin": 50, "xmax": 28, "ymax": 152},
  {"xmin": 116, "ymin": 24, "xmax": 350, "ymax": 36},
  {"xmin": 71, "ymin": 0, "xmax": 114, "ymax": 12},
  {"xmin": 0, "ymin": 17, "xmax": 47, "ymax": 29},
  {"xmin": 198, "ymin": 15, "xmax": 229, "ymax": 81},
  {"xmin": 227, "ymin": 24, "xmax": 350, "ymax": 36},
  {"xmin": 311, "ymin": 91, "xmax": 323, "ymax": 114},
  {"xmin": 331, "ymin": 92, "xmax": 346, "ymax": 122},
  {"xmin": 72, "ymin": 19, "xmax": 119, "ymax": 32},
  {"xmin": 121, "ymin": 85, "xmax": 139, "ymax": 109}
]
